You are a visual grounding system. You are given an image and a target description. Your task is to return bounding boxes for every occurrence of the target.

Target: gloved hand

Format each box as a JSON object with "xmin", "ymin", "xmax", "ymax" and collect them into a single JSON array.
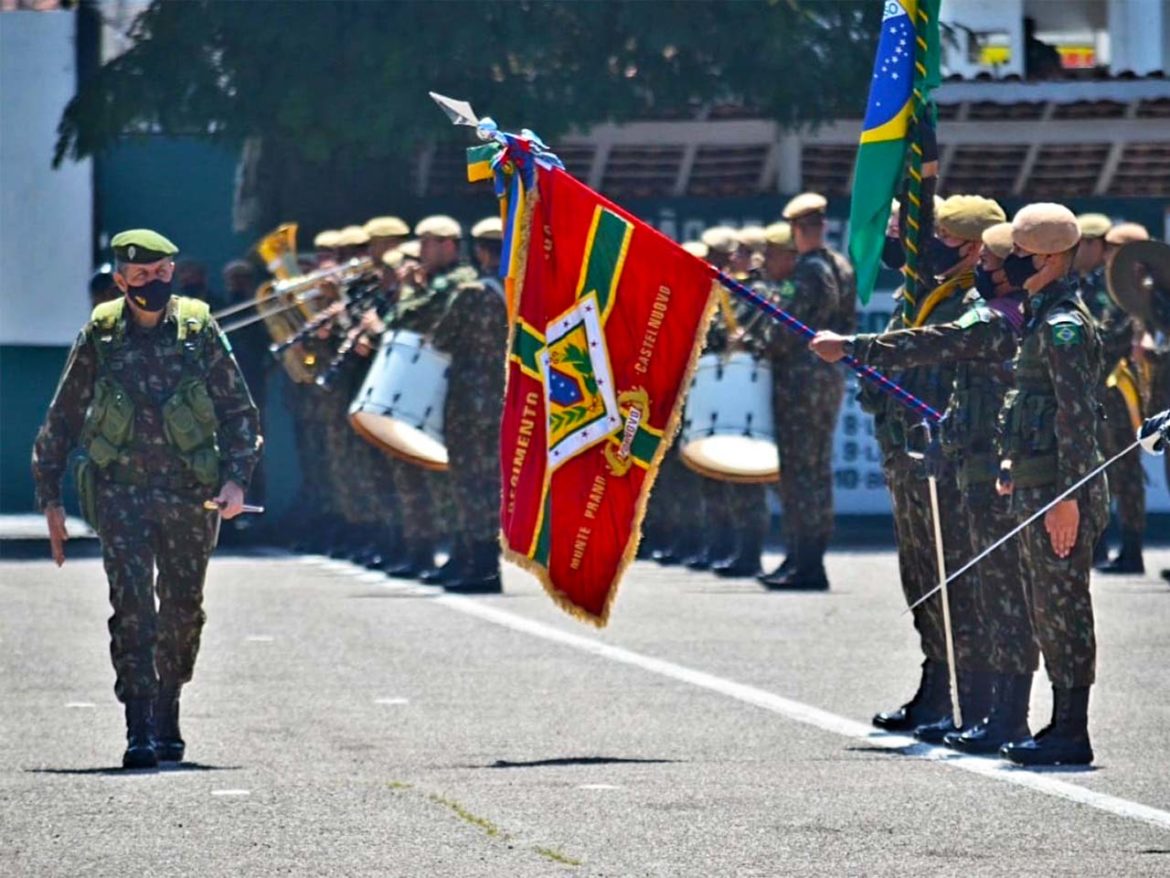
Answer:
[{"xmin": 1138, "ymin": 409, "xmax": 1170, "ymax": 454}]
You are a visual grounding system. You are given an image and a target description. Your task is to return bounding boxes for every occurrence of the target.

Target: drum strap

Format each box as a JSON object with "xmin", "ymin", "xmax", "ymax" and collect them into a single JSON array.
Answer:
[{"xmin": 717, "ymin": 290, "xmax": 740, "ymax": 337}]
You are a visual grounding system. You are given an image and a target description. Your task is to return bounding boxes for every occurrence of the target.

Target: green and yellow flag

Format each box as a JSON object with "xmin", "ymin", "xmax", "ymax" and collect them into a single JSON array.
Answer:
[{"xmin": 848, "ymin": 0, "xmax": 941, "ymax": 304}]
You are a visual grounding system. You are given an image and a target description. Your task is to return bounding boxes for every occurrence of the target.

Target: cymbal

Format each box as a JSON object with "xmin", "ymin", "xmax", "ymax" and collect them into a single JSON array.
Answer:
[{"xmin": 1106, "ymin": 240, "xmax": 1170, "ymax": 331}]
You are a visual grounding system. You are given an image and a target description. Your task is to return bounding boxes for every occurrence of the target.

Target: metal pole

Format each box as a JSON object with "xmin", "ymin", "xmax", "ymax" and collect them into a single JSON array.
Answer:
[{"xmin": 926, "ymin": 469, "xmax": 962, "ymax": 727}]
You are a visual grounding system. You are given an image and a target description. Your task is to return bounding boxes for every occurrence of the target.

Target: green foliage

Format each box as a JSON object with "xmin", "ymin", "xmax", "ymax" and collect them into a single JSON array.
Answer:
[{"xmin": 56, "ymin": 0, "xmax": 880, "ymax": 167}]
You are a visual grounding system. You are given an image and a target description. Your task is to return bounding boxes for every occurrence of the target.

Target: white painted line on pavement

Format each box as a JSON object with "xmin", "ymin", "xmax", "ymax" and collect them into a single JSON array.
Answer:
[
  {"xmin": 578, "ymin": 783, "xmax": 621, "ymax": 791},
  {"xmin": 64, "ymin": 702, "xmax": 95, "ymax": 709},
  {"xmin": 375, "ymin": 697, "xmax": 409, "ymax": 705},
  {"xmin": 366, "ymin": 576, "xmax": 1170, "ymax": 834},
  {"xmin": 211, "ymin": 789, "xmax": 250, "ymax": 797},
  {"xmin": 245, "ymin": 635, "xmax": 275, "ymax": 643}
]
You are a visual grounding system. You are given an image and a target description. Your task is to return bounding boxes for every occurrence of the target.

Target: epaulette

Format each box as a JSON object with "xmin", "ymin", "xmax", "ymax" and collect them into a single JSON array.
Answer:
[
  {"xmin": 90, "ymin": 298, "xmax": 126, "ymax": 331},
  {"xmin": 174, "ymin": 296, "xmax": 212, "ymax": 341}
]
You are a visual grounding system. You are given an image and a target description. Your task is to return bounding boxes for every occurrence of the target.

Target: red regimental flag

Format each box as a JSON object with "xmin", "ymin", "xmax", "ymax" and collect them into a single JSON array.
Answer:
[{"xmin": 500, "ymin": 166, "xmax": 717, "ymax": 625}]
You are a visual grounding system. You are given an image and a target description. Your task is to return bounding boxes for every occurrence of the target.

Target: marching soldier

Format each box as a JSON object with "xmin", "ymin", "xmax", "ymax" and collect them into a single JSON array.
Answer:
[
  {"xmin": 427, "ymin": 217, "xmax": 510, "ymax": 592},
  {"xmin": 33, "ymin": 229, "xmax": 262, "ymax": 768},
  {"xmin": 756, "ymin": 193, "xmax": 849, "ymax": 590}
]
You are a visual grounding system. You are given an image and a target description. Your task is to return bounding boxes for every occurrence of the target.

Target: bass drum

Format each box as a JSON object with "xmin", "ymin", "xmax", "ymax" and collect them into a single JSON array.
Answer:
[
  {"xmin": 349, "ymin": 330, "xmax": 451, "ymax": 471},
  {"xmin": 679, "ymin": 351, "xmax": 779, "ymax": 483}
]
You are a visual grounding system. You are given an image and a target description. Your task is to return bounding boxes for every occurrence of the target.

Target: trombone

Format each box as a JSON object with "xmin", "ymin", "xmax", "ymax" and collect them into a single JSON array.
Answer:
[{"xmin": 217, "ymin": 258, "xmax": 375, "ymax": 334}]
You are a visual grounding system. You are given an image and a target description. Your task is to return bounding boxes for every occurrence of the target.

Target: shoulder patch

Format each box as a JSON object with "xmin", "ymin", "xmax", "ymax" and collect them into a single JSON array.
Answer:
[
  {"xmin": 1051, "ymin": 322, "xmax": 1083, "ymax": 346},
  {"xmin": 956, "ymin": 305, "xmax": 992, "ymax": 329}
]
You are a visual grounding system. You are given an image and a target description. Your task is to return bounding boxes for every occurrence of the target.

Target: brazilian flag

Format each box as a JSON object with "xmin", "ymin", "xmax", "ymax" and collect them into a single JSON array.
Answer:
[{"xmin": 848, "ymin": 0, "xmax": 941, "ymax": 304}]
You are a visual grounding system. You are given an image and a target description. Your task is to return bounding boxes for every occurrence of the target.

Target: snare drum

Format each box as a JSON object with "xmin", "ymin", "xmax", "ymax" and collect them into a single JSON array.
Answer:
[
  {"xmin": 349, "ymin": 329, "xmax": 451, "ymax": 471},
  {"xmin": 679, "ymin": 351, "xmax": 779, "ymax": 483}
]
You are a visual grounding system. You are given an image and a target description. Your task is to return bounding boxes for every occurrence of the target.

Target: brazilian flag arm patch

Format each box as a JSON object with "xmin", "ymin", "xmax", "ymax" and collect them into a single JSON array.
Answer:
[{"xmin": 1051, "ymin": 322, "xmax": 1083, "ymax": 346}]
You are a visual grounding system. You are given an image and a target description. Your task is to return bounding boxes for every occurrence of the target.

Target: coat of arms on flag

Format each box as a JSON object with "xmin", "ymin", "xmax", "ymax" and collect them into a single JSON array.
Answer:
[{"xmin": 487, "ymin": 157, "xmax": 718, "ymax": 626}]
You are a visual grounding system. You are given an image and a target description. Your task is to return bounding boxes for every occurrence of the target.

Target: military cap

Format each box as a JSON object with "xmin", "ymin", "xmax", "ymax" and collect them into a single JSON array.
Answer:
[
  {"xmin": 313, "ymin": 229, "xmax": 342, "ymax": 249},
  {"xmin": 414, "ymin": 215, "xmax": 462, "ymax": 239},
  {"xmin": 1105, "ymin": 222, "xmax": 1150, "ymax": 246},
  {"xmin": 681, "ymin": 241, "xmax": 710, "ymax": 260},
  {"xmin": 1012, "ymin": 203, "xmax": 1081, "ymax": 254},
  {"xmin": 363, "ymin": 216, "xmax": 410, "ymax": 239},
  {"xmin": 700, "ymin": 226, "xmax": 739, "ymax": 255},
  {"xmin": 110, "ymin": 229, "xmax": 178, "ymax": 264},
  {"xmin": 471, "ymin": 216, "xmax": 503, "ymax": 241},
  {"xmin": 398, "ymin": 239, "xmax": 421, "ymax": 260},
  {"xmin": 782, "ymin": 192, "xmax": 828, "ymax": 221},
  {"xmin": 335, "ymin": 225, "xmax": 371, "ymax": 247},
  {"xmin": 736, "ymin": 225, "xmax": 768, "ymax": 253},
  {"xmin": 1076, "ymin": 213, "xmax": 1112, "ymax": 239},
  {"xmin": 935, "ymin": 195, "xmax": 1007, "ymax": 242},
  {"xmin": 763, "ymin": 221, "xmax": 796, "ymax": 250},
  {"xmin": 981, "ymin": 222, "xmax": 1015, "ymax": 259},
  {"xmin": 382, "ymin": 247, "xmax": 406, "ymax": 270}
]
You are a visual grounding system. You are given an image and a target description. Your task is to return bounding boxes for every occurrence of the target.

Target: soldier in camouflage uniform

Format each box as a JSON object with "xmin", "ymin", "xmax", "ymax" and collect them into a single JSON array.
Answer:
[
  {"xmin": 426, "ymin": 217, "xmax": 509, "ymax": 592},
  {"xmin": 813, "ymin": 219, "xmax": 1042, "ymax": 752},
  {"xmin": 755, "ymin": 193, "xmax": 850, "ymax": 591},
  {"xmin": 841, "ymin": 187, "xmax": 1007, "ymax": 736},
  {"xmin": 33, "ymin": 230, "xmax": 262, "ymax": 769},
  {"xmin": 1085, "ymin": 220, "xmax": 1151, "ymax": 573}
]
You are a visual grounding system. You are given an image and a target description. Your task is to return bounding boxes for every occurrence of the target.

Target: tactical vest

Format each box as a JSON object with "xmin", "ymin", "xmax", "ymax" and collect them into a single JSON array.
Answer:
[
  {"xmin": 81, "ymin": 297, "xmax": 222, "ymax": 487},
  {"xmin": 999, "ymin": 287, "xmax": 1101, "ymax": 488}
]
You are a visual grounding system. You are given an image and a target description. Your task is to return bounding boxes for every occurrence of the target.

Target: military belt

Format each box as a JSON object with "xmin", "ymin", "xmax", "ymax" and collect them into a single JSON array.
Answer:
[
  {"xmin": 100, "ymin": 463, "xmax": 201, "ymax": 491},
  {"xmin": 959, "ymin": 452, "xmax": 998, "ymax": 487},
  {"xmin": 1008, "ymin": 455, "xmax": 1058, "ymax": 488}
]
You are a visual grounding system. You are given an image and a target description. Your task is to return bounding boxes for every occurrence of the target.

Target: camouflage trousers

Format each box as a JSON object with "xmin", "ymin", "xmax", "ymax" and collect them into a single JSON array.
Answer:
[
  {"xmin": 1099, "ymin": 384, "xmax": 1145, "ymax": 535},
  {"xmin": 645, "ymin": 446, "xmax": 705, "ymax": 542},
  {"xmin": 96, "ymin": 482, "xmax": 218, "ymax": 703},
  {"xmin": 887, "ymin": 462, "xmax": 980, "ymax": 668},
  {"xmin": 447, "ymin": 409, "xmax": 502, "ymax": 548},
  {"xmin": 962, "ymin": 480, "xmax": 1038, "ymax": 675},
  {"xmin": 696, "ymin": 475, "xmax": 768, "ymax": 555},
  {"xmin": 774, "ymin": 364, "xmax": 843, "ymax": 543},
  {"xmin": 1011, "ymin": 478, "xmax": 1108, "ymax": 689},
  {"xmin": 285, "ymin": 380, "xmax": 334, "ymax": 516},
  {"xmin": 393, "ymin": 460, "xmax": 449, "ymax": 546}
]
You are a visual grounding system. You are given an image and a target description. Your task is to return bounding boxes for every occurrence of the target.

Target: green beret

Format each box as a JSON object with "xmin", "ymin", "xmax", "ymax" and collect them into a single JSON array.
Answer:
[
  {"xmin": 111, "ymin": 229, "xmax": 178, "ymax": 264},
  {"xmin": 936, "ymin": 195, "xmax": 1007, "ymax": 242}
]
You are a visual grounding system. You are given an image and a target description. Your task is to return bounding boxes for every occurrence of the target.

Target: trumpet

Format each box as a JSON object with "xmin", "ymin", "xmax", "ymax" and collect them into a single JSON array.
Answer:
[{"xmin": 217, "ymin": 258, "xmax": 375, "ymax": 334}]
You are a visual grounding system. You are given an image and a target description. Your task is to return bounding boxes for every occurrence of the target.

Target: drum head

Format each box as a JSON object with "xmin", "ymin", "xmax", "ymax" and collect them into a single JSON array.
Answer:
[
  {"xmin": 680, "ymin": 435, "xmax": 779, "ymax": 484},
  {"xmin": 350, "ymin": 412, "xmax": 449, "ymax": 471}
]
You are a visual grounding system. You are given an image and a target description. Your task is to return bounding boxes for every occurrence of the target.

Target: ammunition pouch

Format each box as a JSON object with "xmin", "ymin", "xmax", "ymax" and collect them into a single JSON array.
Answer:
[
  {"xmin": 162, "ymin": 377, "xmax": 221, "ymax": 486},
  {"xmin": 71, "ymin": 453, "xmax": 100, "ymax": 530},
  {"xmin": 1008, "ymin": 454, "xmax": 1058, "ymax": 488},
  {"xmin": 84, "ymin": 377, "xmax": 135, "ymax": 467}
]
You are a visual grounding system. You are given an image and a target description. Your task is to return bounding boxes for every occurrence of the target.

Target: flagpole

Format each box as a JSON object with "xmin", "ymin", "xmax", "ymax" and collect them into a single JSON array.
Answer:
[{"xmin": 715, "ymin": 271, "xmax": 943, "ymax": 424}]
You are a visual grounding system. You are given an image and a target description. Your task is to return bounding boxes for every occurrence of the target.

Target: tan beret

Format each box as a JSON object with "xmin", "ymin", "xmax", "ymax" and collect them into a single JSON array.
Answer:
[
  {"xmin": 364, "ymin": 216, "xmax": 410, "ymax": 239},
  {"xmin": 398, "ymin": 239, "xmax": 421, "ymax": 260},
  {"xmin": 764, "ymin": 221, "xmax": 796, "ymax": 250},
  {"xmin": 313, "ymin": 230, "xmax": 342, "ymax": 249},
  {"xmin": 414, "ymin": 215, "xmax": 462, "ymax": 239},
  {"xmin": 381, "ymin": 247, "xmax": 406, "ymax": 270},
  {"xmin": 1012, "ymin": 203, "xmax": 1081, "ymax": 254},
  {"xmin": 782, "ymin": 192, "xmax": 828, "ymax": 221},
  {"xmin": 1075, "ymin": 213, "xmax": 1112, "ymax": 240},
  {"xmin": 700, "ymin": 226, "xmax": 739, "ymax": 255},
  {"xmin": 981, "ymin": 222, "xmax": 1015, "ymax": 259},
  {"xmin": 335, "ymin": 225, "xmax": 371, "ymax": 247},
  {"xmin": 471, "ymin": 216, "xmax": 503, "ymax": 240},
  {"xmin": 736, "ymin": 225, "xmax": 767, "ymax": 252},
  {"xmin": 935, "ymin": 195, "xmax": 1007, "ymax": 242},
  {"xmin": 1105, "ymin": 222, "xmax": 1150, "ymax": 246},
  {"xmin": 681, "ymin": 241, "xmax": 710, "ymax": 260}
]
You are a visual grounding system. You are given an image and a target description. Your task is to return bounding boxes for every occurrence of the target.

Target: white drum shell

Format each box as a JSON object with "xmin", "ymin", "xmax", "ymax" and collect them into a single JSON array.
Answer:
[
  {"xmin": 349, "ymin": 330, "xmax": 451, "ymax": 470},
  {"xmin": 679, "ymin": 351, "xmax": 779, "ymax": 483}
]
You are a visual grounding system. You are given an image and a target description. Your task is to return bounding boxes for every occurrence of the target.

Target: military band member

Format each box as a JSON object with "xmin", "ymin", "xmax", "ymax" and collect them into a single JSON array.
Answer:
[{"xmin": 33, "ymin": 229, "xmax": 262, "ymax": 768}]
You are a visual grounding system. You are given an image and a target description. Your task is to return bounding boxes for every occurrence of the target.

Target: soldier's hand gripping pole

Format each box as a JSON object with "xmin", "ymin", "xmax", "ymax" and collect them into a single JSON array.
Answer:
[
  {"xmin": 905, "ymin": 437, "xmax": 1144, "ymax": 615},
  {"xmin": 715, "ymin": 272, "xmax": 944, "ymax": 424},
  {"xmin": 912, "ymin": 420, "xmax": 962, "ymax": 728}
]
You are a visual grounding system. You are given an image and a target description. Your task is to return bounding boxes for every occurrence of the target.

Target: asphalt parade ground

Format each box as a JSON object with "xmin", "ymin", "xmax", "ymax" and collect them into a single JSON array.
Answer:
[{"xmin": 2, "ymin": 539, "xmax": 1169, "ymax": 877}]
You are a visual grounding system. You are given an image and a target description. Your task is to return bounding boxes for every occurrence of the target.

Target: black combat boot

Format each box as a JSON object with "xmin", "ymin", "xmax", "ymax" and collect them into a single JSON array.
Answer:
[
  {"xmin": 382, "ymin": 542, "xmax": 435, "ymax": 579},
  {"xmin": 122, "ymin": 698, "xmax": 158, "ymax": 769},
  {"xmin": 421, "ymin": 543, "xmax": 469, "ymax": 584},
  {"xmin": 872, "ymin": 659, "xmax": 951, "ymax": 732},
  {"xmin": 712, "ymin": 533, "xmax": 764, "ymax": 578},
  {"xmin": 1000, "ymin": 685, "xmax": 1093, "ymax": 767},
  {"xmin": 1096, "ymin": 529, "xmax": 1144, "ymax": 574},
  {"xmin": 685, "ymin": 527, "xmax": 734, "ymax": 571},
  {"xmin": 444, "ymin": 541, "xmax": 502, "ymax": 594},
  {"xmin": 155, "ymin": 685, "xmax": 185, "ymax": 763},
  {"xmin": 946, "ymin": 672, "xmax": 1032, "ymax": 755},
  {"xmin": 914, "ymin": 669, "xmax": 996, "ymax": 744},
  {"xmin": 758, "ymin": 537, "xmax": 829, "ymax": 591},
  {"xmin": 654, "ymin": 529, "xmax": 699, "ymax": 566}
]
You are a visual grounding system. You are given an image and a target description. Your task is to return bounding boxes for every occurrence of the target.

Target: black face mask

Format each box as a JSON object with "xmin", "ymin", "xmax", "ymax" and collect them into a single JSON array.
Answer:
[
  {"xmin": 925, "ymin": 237, "xmax": 965, "ymax": 274},
  {"xmin": 1002, "ymin": 253, "xmax": 1039, "ymax": 287},
  {"xmin": 881, "ymin": 237, "xmax": 906, "ymax": 270},
  {"xmin": 125, "ymin": 277, "xmax": 173, "ymax": 313},
  {"xmin": 974, "ymin": 266, "xmax": 998, "ymax": 297}
]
